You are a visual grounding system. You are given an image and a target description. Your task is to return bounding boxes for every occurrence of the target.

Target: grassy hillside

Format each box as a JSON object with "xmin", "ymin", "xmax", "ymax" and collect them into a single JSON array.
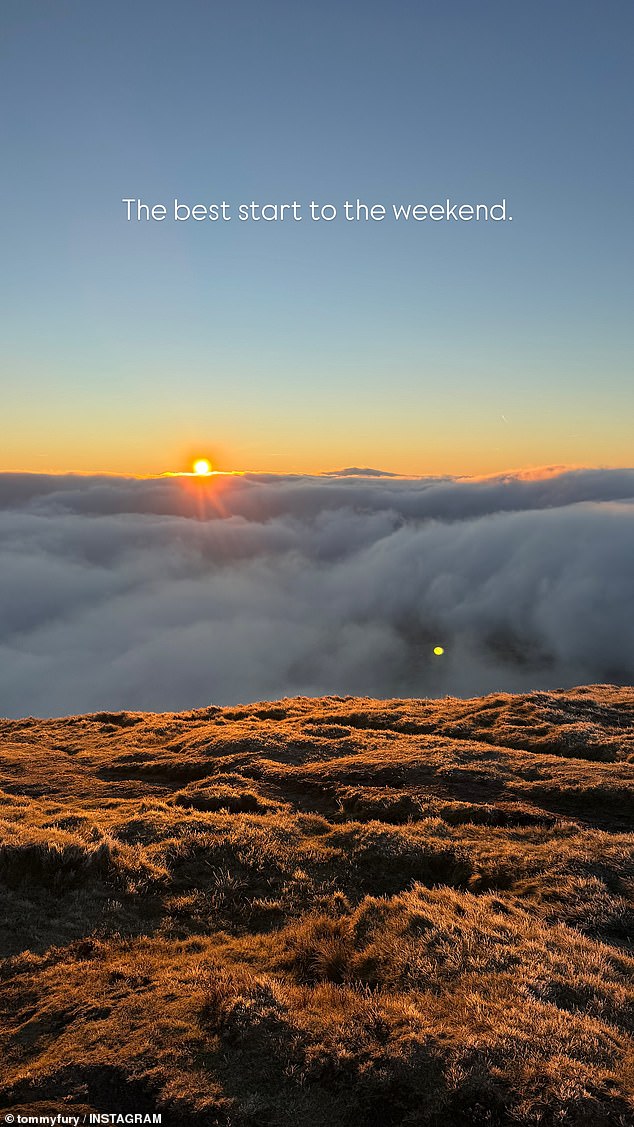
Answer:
[{"xmin": 1, "ymin": 686, "xmax": 633, "ymax": 1125}]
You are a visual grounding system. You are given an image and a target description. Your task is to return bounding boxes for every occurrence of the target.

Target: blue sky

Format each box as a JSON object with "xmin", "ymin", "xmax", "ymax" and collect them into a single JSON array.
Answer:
[{"xmin": 1, "ymin": 0, "xmax": 632, "ymax": 474}]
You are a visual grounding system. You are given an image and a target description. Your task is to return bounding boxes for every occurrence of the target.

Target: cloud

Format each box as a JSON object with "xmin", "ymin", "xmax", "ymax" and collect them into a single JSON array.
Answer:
[{"xmin": 0, "ymin": 467, "xmax": 633, "ymax": 717}]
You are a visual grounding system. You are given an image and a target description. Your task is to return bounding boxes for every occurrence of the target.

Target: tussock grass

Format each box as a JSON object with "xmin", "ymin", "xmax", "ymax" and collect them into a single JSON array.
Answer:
[{"xmin": 0, "ymin": 685, "xmax": 632, "ymax": 1123}]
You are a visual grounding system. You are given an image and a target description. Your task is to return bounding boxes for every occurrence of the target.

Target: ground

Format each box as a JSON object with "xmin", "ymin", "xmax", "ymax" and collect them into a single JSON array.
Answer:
[{"xmin": 0, "ymin": 686, "xmax": 633, "ymax": 1125}]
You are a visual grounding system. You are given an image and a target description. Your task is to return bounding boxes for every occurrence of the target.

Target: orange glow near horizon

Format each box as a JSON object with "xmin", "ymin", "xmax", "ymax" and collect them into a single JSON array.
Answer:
[
  {"xmin": 0, "ymin": 432, "xmax": 631, "ymax": 481},
  {"xmin": 0, "ymin": 458, "xmax": 629, "ymax": 483},
  {"xmin": 2, "ymin": 357, "xmax": 633, "ymax": 479}
]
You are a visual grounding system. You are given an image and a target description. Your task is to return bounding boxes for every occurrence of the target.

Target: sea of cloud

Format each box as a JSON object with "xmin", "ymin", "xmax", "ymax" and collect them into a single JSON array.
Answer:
[{"xmin": 0, "ymin": 466, "xmax": 633, "ymax": 717}]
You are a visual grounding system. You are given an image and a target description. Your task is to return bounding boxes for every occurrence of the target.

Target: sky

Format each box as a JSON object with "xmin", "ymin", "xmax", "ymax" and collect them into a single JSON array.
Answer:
[{"xmin": 1, "ymin": 0, "xmax": 633, "ymax": 476}]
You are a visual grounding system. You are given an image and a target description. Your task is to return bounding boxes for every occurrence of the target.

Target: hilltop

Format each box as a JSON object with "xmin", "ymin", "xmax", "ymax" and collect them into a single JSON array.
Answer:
[{"xmin": 0, "ymin": 686, "xmax": 633, "ymax": 1125}]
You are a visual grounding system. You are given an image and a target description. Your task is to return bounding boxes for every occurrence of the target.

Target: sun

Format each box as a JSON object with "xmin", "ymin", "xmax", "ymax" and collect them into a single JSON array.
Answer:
[{"xmin": 193, "ymin": 458, "xmax": 213, "ymax": 476}]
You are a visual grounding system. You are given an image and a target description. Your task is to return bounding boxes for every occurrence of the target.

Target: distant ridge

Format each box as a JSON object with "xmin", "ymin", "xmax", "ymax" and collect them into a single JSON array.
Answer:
[{"xmin": 325, "ymin": 466, "xmax": 402, "ymax": 476}]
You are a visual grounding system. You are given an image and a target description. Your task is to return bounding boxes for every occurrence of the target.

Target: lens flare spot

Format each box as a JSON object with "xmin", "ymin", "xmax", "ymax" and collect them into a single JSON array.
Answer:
[
  {"xmin": 433, "ymin": 646, "xmax": 445, "ymax": 656},
  {"xmin": 193, "ymin": 459, "xmax": 212, "ymax": 476}
]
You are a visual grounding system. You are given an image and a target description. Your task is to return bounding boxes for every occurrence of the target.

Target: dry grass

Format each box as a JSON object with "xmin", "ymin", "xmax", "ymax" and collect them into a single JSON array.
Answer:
[{"xmin": 0, "ymin": 685, "xmax": 632, "ymax": 1124}]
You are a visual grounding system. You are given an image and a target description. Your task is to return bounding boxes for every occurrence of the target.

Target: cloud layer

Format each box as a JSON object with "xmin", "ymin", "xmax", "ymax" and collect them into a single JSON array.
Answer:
[{"xmin": 1, "ymin": 467, "xmax": 633, "ymax": 717}]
